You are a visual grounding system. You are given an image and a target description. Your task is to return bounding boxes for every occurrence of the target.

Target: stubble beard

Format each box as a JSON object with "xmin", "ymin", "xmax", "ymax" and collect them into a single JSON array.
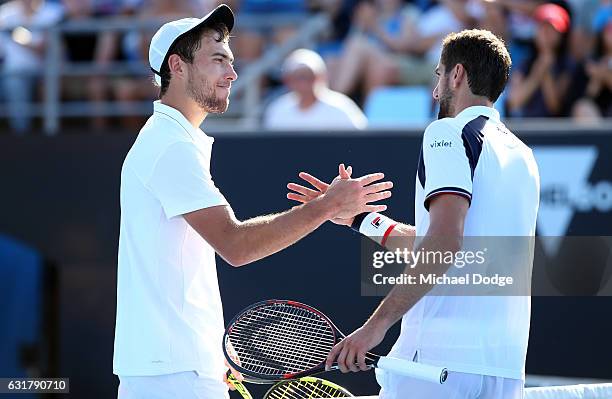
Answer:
[
  {"xmin": 187, "ymin": 72, "xmax": 229, "ymax": 114},
  {"xmin": 437, "ymin": 77, "xmax": 455, "ymax": 119}
]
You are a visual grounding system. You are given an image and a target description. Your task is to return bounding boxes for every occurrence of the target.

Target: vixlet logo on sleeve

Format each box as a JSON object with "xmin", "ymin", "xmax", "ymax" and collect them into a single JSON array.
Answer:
[{"xmin": 430, "ymin": 140, "xmax": 452, "ymax": 148}]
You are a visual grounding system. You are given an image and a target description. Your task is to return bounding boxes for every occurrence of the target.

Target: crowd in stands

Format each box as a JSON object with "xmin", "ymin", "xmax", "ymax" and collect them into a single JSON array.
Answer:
[
  {"xmin": 318, "ymin": 0, "xmax": 612, "ymax": 126},
  {"xmin": 0, "ymin": 0, "xmax": 611, "ymax": 133}
]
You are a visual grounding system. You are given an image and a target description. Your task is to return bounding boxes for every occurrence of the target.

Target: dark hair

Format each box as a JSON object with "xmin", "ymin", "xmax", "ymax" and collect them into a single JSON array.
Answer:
[
  {"xmin": 440, "ymin": 29, "xmax": 512, "ymax": 102},
  {"xmin": 158, "ymin": 22, "xmax": 230, "ymax": 97}
]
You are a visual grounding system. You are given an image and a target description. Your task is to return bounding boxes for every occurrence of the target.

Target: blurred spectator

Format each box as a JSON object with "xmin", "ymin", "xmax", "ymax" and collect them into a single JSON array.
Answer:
[
  {"xmin": 310, "ymin": 0, "xmax": 357, "ymax": 58},
  {"xmin": 572, "ymin": 5, "xmax": 612, "ymax": 121},
  {"xmin": 566, "ymin": 0, "xmax": 600, "ymax": 62},
  {"xmin": 109, "ymin": 0, "xmax": 198, "ymax": 129},
  {"xmin": 472, "ymin": 0, "xmax": 510, "ymax": 41},
  {"xmin": 263, "ymin": 48, "xmax": 367, "ymax": 130},
  {"xmin": 507, "ymin": 3, "xmax": 574, "ymax": 117},
  {"xmin": 61, "ymin": 0, "xmax": 109, "ymax": 128},
  {"xmin": 60, "ymin": 0, "xmax": 178, "ymax": 130},
  {"xmin": 330, "ymin": 0, "xmax": 417, "ymax": 98},
  {"xmin": 227, "ymin": 0, "xmax": 307, "ymax": 69},
  {"xmin": 489, "ymin": 1, "xmax": 576, "ymax": 75},
  {"xmin": 0, "ymin": 0, "xmax": 63, "ymax": 133},
  {"xmin": 487, "ymin": 0, "xmax": 542, "ymax": 69},
  {"xmin": 330, "ymin": 0, "xmax": 472, "ymax": 101}
]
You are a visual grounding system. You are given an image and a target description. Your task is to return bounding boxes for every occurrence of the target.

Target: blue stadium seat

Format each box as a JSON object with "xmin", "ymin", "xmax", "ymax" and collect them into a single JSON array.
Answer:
[
  {"xmin": 0, "ymin": 234, "xmax": 42, "ymax": 382},
  {"xmin": 365, "ymin": 86, "xmax": 433, "ymax": 127}
]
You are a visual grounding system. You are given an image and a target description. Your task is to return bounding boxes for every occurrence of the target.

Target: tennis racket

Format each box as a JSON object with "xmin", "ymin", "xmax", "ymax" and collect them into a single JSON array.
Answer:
[
  {"xmin": 227, "ymin": 373, "xmax": 354, "ymax": 399},
  {"xmin": 222, "ymin": 300, "xmax": 448, "ymax": 384}
]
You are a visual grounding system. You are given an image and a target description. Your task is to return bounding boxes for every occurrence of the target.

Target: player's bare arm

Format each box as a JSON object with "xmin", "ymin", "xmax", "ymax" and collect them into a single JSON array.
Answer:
[
  {"xmin": 325, "ymin": 193, "xmax": 469, "ymax": 373},
  {"xmin": 185, "ymin": 165, "xmax": 392, "ymax": 266}
]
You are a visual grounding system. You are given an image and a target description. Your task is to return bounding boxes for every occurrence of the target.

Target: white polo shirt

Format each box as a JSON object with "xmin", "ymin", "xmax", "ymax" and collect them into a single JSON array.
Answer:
[
  {"xmin": 388, "ymin": 106, "xmax": 540, "ymax": 379},
  {"xmin": 113, "ymin": 101, "xmax": 229, "ymax": 379}
]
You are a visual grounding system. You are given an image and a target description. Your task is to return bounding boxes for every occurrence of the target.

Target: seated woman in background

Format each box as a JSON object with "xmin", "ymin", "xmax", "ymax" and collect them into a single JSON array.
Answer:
[
  {"xmin": 330, "ymin": 0, "xmax": 474, "ymax": 103},
  {"xmin": 329, "ymin": 0, "xmax": 418, "ymax": 100},
  {"xmin": 507, "ymin": 3, "xmax": 574, "ymax": 118},
  {"xmin": 572, "ymin": 9, "xmax": 612, "ymax": 121}
]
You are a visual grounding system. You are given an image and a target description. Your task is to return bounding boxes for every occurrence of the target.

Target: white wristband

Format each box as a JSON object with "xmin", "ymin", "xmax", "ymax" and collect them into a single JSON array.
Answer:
[{"xmin": 356, "ymin": 213, "xmax": 397, "ymax": 246}]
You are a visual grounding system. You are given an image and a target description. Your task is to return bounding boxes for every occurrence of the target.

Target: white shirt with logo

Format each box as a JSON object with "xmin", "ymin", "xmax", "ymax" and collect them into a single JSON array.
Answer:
[
  {"xmin": 387, "ymin": 106, "xmax": 540, "ymax": 379},
  {"xmin": 113, "ymin": 102, "xmax": 229, "ymax": 379}
]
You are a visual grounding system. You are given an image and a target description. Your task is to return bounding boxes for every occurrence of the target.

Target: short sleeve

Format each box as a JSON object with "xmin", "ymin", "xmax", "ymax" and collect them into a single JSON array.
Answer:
[
  {"xmin": 421, "ymin": 120, "xmax": 472, "ymax": 210},
  {"xmin": 147, "ymin": 142, "xmax": 228, "ymax": 218}
]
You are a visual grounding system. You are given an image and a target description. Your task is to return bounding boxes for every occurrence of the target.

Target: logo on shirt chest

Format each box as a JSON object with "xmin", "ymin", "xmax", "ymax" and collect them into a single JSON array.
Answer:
[{"xmin": 430, "ymin": 140, "xmax": 452, "ymax": 148}]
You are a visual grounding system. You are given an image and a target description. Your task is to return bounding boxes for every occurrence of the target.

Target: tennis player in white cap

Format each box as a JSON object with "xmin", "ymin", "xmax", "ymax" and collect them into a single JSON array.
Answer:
[{"xmin": 113, "ymin": 4, "xmax": 392, "ymax": 398}]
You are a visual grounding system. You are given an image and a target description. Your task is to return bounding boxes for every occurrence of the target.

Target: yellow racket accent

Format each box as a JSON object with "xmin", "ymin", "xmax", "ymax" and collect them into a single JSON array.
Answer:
[
  {"xmin": 227, "ymin": 373, "xmax": 253, "ymax": 399},
  {"xmin": 265, "ymin": 376, "xmax": 354, "ymax": 398}
]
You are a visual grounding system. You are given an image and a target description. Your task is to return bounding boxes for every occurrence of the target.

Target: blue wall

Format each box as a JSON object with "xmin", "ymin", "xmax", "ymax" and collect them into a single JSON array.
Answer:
[{"xmin": 0, "ymin": 131, "xmax": 611, "ymax": 398}]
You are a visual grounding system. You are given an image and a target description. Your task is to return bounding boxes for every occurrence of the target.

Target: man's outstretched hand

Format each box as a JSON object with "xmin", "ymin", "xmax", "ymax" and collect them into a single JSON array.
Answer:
[{"xmin": 287, "ymin": 164, "xmax": 393, "ymax": 225}]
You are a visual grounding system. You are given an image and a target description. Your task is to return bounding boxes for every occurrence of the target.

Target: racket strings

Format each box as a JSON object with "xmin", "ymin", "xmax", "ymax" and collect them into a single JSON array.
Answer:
[
  {"xmin": 230, "ymin": 306, "xmax": 333, "ymax": 373},
  {"xmin": 230, "ymin": 323, "xmax": 333, "ymax": 361},
  {"xmin": 230, "ymin": 309, "xmax": 334, "ymax": 350},
  {"xmin": 234, "ymin": 305, "xmax": 333, "ymax": 350},
  {"xmin": 228, "ymin": 303, "xmax": 336, "ymax": 376},
  {"xmin": 267, "ymin": 379, "xmax": 351, "ymax": 399},
  {"xmin": 230, "ymin": 315, "xmax": 332, "ymax": 368}
]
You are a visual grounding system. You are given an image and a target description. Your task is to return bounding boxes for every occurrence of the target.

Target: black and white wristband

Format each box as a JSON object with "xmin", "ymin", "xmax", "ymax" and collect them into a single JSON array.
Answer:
[{"xmin": 351, "ymin": 212, "xmax": 397, "ymax": 246}]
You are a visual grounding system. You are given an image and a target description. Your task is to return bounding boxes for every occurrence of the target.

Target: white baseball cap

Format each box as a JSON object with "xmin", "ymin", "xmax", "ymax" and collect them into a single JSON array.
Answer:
[
  {"xmin": 282, "ymin": 49, "xmax": 327, "ymax": 76},
  {"xmin": 149, "ymin": 4, "xmax": 234, "ymax": 86}
]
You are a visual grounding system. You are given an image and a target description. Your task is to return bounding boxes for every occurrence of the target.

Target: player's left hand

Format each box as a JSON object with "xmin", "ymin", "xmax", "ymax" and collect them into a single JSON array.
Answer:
[{"xmin": 325, "ymin": 320, "xmax": 388, "ymax": 373}]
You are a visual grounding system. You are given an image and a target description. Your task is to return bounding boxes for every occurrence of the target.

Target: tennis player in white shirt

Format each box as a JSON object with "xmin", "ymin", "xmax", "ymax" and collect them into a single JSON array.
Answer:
[
  {"xmin": 113, "ymin": 5, "xmax": 392, "ymax": 399},
  {"xmin": 289, "ymin": 29, "xmax": 540, "ymax": 399}
]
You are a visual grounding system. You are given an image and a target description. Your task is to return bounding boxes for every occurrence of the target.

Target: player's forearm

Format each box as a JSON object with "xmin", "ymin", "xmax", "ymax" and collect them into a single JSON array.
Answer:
[
  {"xmin": 381, "ymin": 223, "xmax": 416, "ymax": 253},
  {"xmin": 227, "ymin": 197, "xmax": 334, "ymax": 266},
  {"xmin": 366, "ymin": 234, "xmax": 462, "ymax": 330}
]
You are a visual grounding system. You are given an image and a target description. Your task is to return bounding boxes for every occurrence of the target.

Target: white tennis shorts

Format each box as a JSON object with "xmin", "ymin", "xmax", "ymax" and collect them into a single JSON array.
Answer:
[
  {"xmin": 117, "ymin": 371, "xmax": 229, "ymax": 399},
  {"xmin": 377, "ymin": 369, "xmax": 524, "ymax": 399}
]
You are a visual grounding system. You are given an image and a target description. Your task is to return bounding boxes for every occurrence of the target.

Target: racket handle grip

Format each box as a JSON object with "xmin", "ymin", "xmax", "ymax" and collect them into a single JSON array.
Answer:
[
  {"xmin": 376, "ymin": 357, "xmax": 448, "ymax": 384},
  {"xmin": 227, "ymin": 373, "xmax": 253, "ymax": 399}
]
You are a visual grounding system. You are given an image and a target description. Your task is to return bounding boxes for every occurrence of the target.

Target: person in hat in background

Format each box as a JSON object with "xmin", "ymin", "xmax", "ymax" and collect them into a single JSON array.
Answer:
[
  {"xmin": 507, "ymin": 3, "xmax": 575, "ymax": 117},
  {"xmin": 263, "ymin": 48, "xmax": 367, "ymax": 131},
  {"xmin": 113, "ymin": 5, "xmax": 392, "ymax": 398}
]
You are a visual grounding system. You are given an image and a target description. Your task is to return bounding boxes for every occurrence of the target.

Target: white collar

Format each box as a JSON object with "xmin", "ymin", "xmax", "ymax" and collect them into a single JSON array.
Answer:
[
  {"xmin": 153, "ymin": 101, "xmax": 212, "ymax": 142},
  {"xmin": 455, "ymin": 105, "xmax": 500, "ymax": 123}
]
